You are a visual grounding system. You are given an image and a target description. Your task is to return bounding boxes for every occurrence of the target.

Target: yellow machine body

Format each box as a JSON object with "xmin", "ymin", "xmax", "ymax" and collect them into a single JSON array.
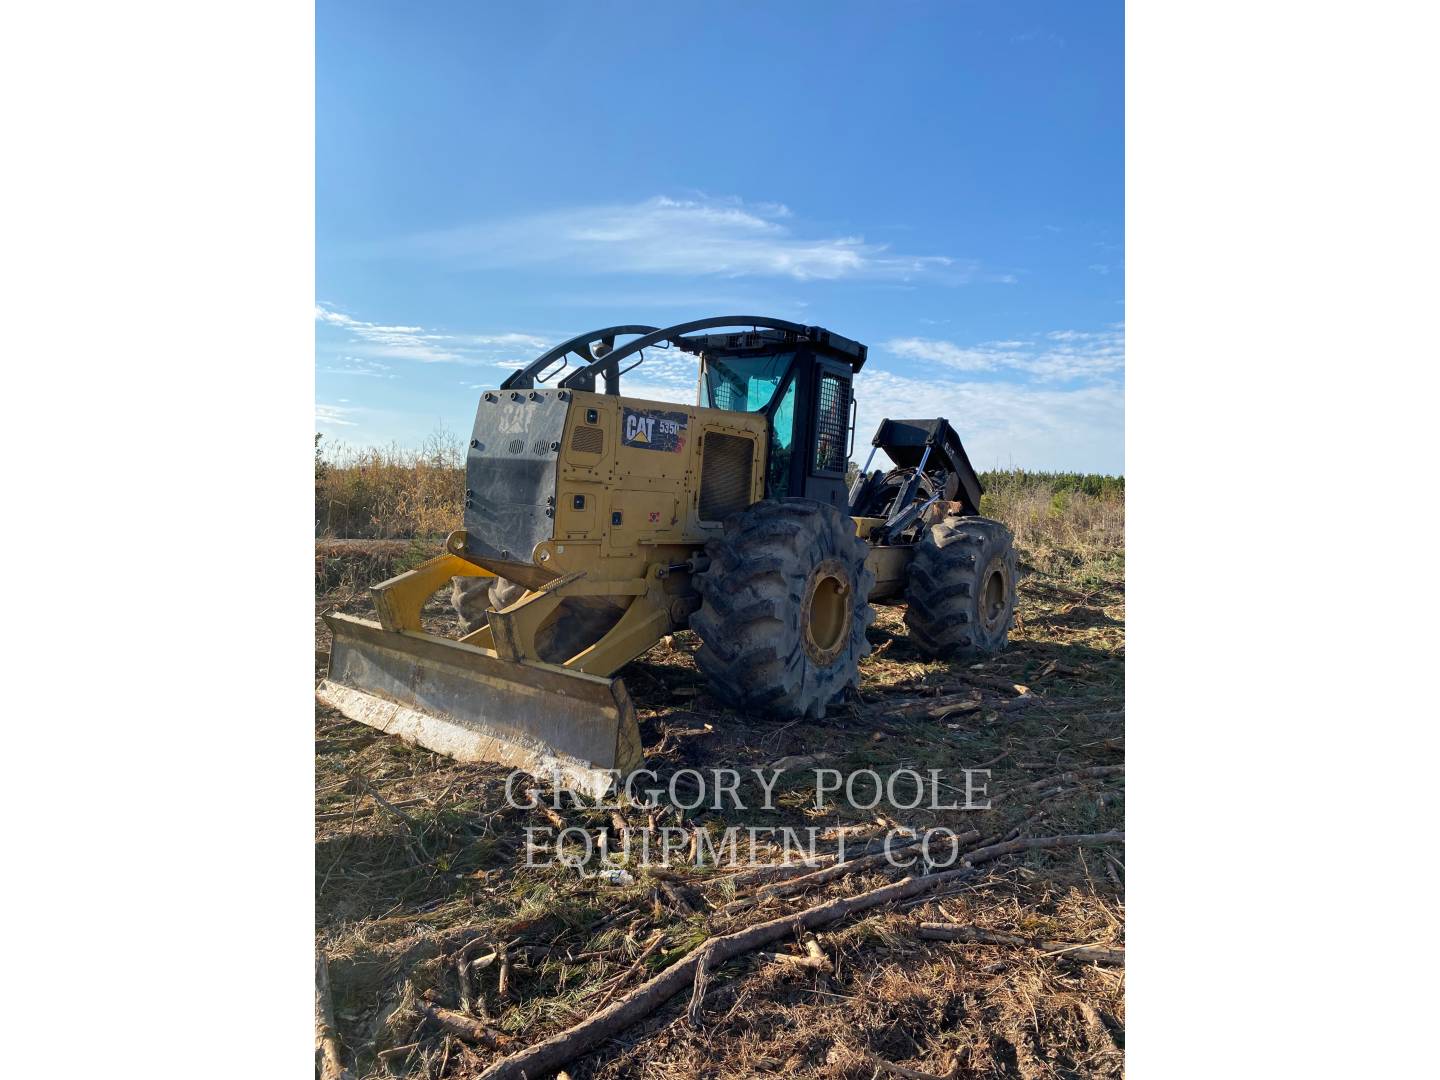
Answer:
[{"xmin": 319, "ymin": 391, "xmax": 780, "ymax": 796}]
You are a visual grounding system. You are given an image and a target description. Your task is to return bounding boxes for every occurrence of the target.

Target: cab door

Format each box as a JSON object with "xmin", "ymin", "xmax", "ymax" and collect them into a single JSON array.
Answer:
[{"xmin": 801, "ymin": 356, "xmax": 854, "ymax": 509}]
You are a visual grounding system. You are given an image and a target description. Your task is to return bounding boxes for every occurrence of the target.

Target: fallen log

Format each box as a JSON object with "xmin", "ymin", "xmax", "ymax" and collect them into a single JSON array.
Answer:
[
  {"xmin": 315, "ymin": 953, "xmax": 356, "ymax": 1080},
  {"xmin": 722, "ymin": 858, "xmax": 836, "ymax": 888},
  {"xmin": 870, "ymin": 690, "xmax": 984, "ymax": 720},
  {"xmin": 916, "ymin": 922, "xmax": 1124, "ymax": 965},
  {"xmin": 422, "ymin": 1004, "xmax": 509, "ymax": 1048},
  {"xmin": 473, "ymin": 831, "xmax": 1123, "ymax": 1080}
]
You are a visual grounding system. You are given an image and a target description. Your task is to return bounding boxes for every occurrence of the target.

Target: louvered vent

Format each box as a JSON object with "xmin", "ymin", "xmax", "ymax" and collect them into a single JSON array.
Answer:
[
  {"xmin": 570, "ymin": 425, "xmax": 604, "ymax": 454},
  {"xmin": 699, "ymin": 433, "xmax": 754, "ymax": 521}
]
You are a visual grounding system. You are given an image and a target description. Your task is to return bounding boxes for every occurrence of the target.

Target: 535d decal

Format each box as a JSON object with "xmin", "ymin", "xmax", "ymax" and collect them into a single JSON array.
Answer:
[{"xmin": 622, "ymin": 408, "xmax": 688, "ymax": 453}]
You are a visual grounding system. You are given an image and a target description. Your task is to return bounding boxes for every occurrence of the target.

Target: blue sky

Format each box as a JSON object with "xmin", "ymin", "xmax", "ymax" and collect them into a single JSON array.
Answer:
[{"xmin": 317, "ymin": 1, "xmax": 1123, "ymax": 473}]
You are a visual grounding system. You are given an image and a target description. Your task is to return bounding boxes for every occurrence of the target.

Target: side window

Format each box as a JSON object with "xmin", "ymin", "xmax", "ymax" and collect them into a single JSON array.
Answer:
[
  {"xmin": 766, "ymin": 377, "xmax": 797, "ymax": 496},
  {"xmin": 812, "ymin": 371, "xmax": 850, "ymax": 475}
]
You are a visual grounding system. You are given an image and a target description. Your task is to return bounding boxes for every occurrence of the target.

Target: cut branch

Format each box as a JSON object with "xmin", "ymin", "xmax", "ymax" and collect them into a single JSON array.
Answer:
[
  {"xmin": 473, "ymin": 831, "xmax": 1122, "ymax": 1080},
  {"xmin": 315, "ymin": 953, "xmax": 356, "ymax": 1080},
  {"xmin": 422, "ymin": 1005, "xmax": 509, "ymax": 1048},
  {"xmin": 1023, "ymin": 765, "xmax": 1124, "ymax": 792},
  {"xmin": 594, "ymin": 931, "xmax": 666, "ymax": 1009},
  {"xmin": 722, "ymin": 835, "xmax": 933, "ymax": 914},
  {"xmin": 917, "ymin": 922, "xmax": 1124, "ymax": 965},
  {"xmin": 960, "ymin": 831, "xmax": 1124, "ymax": 867}
]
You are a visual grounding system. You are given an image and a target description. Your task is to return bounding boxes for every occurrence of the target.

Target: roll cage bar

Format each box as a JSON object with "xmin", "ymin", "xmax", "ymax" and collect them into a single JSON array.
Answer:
[{"xmin": 500, "ymin": 316, "xmax": 867, "ymax": 395}]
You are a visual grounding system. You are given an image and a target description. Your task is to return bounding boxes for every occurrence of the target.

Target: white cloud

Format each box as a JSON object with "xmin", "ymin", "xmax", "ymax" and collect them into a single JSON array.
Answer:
[
  {"xmin": 322, "ymin": 355, "xmax": 397, "ymax": 379},
  {"xmin": 403, "ymin": 195, "xmax": 966, "ymax": 282},
  {"xmin": 853, "ymin": 368, "xmax": 1123, "ymax": 474},
  {"xmin": 457, "ymin": 332, "xmax": 552, "ymax": 351},
  {"xmin": 886, "ymin": 338, "xmax": 1004, "ymax": 372},
  {"xmin": 883, "ymin": 326, "xmax": 1124, "ymax": 382},
  {"xmin": 316, "ymin": 304, "xmax": 550, "ymax": 366},
  {"xmin": 315, "ymin": 402, "xmax": 358, "ymax": 427}
]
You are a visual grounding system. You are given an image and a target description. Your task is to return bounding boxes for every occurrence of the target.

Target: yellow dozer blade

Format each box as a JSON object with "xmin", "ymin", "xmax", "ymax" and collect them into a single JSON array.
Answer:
[{"xmin": 316, "ymin": 552, "xmax": 644, "ymax": 799}]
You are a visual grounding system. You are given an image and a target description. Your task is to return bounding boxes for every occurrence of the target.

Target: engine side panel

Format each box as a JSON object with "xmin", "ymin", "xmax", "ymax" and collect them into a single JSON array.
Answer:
[
  {"xmin": 546, "ymin": 390, "xmax": 767, "ymax": 577},
  {"xmin": 461, "ymin": 388, "xmax": 768, "ymax": 581}
]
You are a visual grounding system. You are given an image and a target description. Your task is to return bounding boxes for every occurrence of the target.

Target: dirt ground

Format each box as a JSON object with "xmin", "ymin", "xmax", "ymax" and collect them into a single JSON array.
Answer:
[{"xmin": 315, "ymin": 539, "xmax": 1124, "ymax": 1079}]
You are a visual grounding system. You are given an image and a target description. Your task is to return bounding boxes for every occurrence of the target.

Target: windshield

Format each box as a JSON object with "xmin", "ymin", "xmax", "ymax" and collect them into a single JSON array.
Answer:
[{"xmin": 703, "ymin": 352, "xmax": 795, "ymax": 413}]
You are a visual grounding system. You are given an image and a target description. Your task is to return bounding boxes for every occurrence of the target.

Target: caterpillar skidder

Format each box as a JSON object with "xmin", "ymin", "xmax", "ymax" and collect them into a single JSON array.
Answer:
[{"xmin": 319, "ymin": 317, "xmax": 1018, "ymax": 794}]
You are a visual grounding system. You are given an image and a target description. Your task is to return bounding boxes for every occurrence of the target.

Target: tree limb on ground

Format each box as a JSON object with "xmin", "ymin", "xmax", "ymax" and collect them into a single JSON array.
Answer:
[
  {"xmin": 1022, "ymin": 765, "xmax": 1124, "ymax": 792},
  {"xmin": 916, "ymin": 922, "xmax": 1124, "ymax": 965},
  {"xmin": 960, "ymin": 831, "xmax": 1123, "ymax": 867},
  {"xmin": 722, "ymin": 835, "xmax": 928, "ymax": 914},
  {"xmin": 594, "ymin": 930, "xmax": 666, "ymax": 1009},
  {"xmin": 472, "ymin": 831, "xmax": 1123, "ymax": 1080},
  {"xmin": 869, "ymin": 1056, "xmax": 963, "ymax": 1080},
  {"xmin": 315, "ymin": 952, "xmax": 356, "ymax": 1080},
  {"xmin": 421, "ymin": 1004, "xmax": 509, "ymax": 1048}
]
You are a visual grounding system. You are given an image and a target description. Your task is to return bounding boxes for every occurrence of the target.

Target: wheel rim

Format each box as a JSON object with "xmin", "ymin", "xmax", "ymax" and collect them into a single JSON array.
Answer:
[
  {"xmin": 981, "ymin": 565, "xmax": 1008, "ymax": 631},
  {"xmin": 802, "ymin": 559, "xmax": 852, "ymax": 664}
]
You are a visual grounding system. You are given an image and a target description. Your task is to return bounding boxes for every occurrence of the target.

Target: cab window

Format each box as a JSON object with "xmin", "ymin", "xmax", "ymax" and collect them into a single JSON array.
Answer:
[
  {"xmin": 767, "ymin": 377, "xmax": 797, "ymax": 496},
  {"xmin": 704, "ymin": 352, "xmax": 795, "ymax": 412}
]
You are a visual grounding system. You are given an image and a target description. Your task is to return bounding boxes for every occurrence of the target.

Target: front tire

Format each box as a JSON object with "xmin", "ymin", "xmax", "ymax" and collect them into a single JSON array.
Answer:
[
  {"xmin": 904, "ymin": 516, "xmax": 1018, "ymax": 658},
  {"xmin": 692, "ymin": 499, "xmax": 875, "ymax": 719},
  {"xmin": 451, "ymin": 575, "xmax": 525, "ymax": 634}
]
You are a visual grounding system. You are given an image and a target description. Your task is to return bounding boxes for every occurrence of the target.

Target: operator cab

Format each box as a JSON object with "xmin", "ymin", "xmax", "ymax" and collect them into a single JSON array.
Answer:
[
  {"xmin": 502, "ymin": 316, "xmax": 867, "ymax": 511},
  {"xmin": 683, "ymin": 328, "xmax": 865, "ymax": 510}
]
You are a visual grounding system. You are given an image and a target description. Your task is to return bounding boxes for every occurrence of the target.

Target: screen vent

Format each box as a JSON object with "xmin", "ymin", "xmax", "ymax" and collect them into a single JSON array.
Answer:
[
  {"xmin": 699, "ymin": 433, "xmax": 754, "ymax": 521},
  {"xmin": 813, "ymin": 372, "xmax": 850, "ymax": 474},
  {"xmin": 570, "ymin": 424, "xmax": 604, "ymax": 455}
]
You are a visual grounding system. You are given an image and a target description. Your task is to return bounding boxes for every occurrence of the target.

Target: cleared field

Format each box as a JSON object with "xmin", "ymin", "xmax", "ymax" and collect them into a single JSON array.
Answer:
[{"xmin": 315, "ymin": 488, "xmax": 1124, "ymax": 1079}]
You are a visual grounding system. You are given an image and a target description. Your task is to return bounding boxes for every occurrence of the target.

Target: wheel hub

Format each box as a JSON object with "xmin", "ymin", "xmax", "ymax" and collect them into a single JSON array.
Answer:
[
  {"xmin": 801, "ymin": 558, "xmax": 853, "ymax": 665},
  {"xmin": 980, "ymin": 562, "xmax": 1008, "ymax": 632}
]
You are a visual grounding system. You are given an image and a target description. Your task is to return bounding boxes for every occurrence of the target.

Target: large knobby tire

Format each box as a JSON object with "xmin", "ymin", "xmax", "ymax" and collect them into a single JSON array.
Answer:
[
  {"xmin": 904, "ymin": 516, "xmax": 1018, "ymax": 658},
  {"xmin": 691, "ymin": 499, "xmax": 875, "ymax": 719}
]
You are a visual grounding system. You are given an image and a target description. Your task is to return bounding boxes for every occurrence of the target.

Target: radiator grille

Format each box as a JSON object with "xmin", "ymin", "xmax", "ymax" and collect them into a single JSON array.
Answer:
[
  {"xmin": 813, "ymin": 373, "xmax": 849, "ymax": 474},
  {"xmin": 699, "ymin": 433, "xmax": 754, "ymax": 521},
  {"xmin": 570, "ymin": 424, "xmax": 604, "ymax": 454}
]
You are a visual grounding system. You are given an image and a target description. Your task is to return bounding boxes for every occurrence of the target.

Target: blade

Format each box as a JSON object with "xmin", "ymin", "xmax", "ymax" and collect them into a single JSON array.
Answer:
[{"xmin": 319, "ymin": 613, "xmax": 642, "ymax": 799}]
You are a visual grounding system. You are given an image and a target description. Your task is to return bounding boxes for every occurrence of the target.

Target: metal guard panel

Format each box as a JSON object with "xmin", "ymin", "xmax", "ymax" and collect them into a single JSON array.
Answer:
[{"xmin": 464, "ymin": 390, "xmax": 569, "ymax": 562}]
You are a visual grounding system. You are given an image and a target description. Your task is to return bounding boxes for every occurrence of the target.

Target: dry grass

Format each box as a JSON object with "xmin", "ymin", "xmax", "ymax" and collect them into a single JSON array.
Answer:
[
  {"xmin": 314, "ymin": 480, "xmax": 1124, "ymax": 1079},
  {"xmin": 316, "ymin": 430, "xmax": 465, "ymax": 539},
  {"xmin": 980, "ymin": 472, "xmax": 1125, "ymax": 581}
]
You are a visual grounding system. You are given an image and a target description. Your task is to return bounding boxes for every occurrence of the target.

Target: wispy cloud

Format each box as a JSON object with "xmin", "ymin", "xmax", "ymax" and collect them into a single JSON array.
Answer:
[
  {"xmin": 854, "ymin": 368, "xmax": 1122, "ymax": 474},
  {"xmin": 316, "ymin": 305, "xmax": 465, "ymax": 363},
  {"xmin": 322, "ymin": 355, "xmax": 398, "ymax": 379},
  {"xmin": 884, "ymin": 326, "xmax": 1124, "ymax": 382},
  {"xmin": 316, "ymin": 304, "xmax": 550, "ymax": 366},
  {"xmin": 401, "ymin": 195, "xmax": 969, "ymax": 283},
  {"xmin": 315, "ymin": 402, "xmax": 359, "ymax": 427}
]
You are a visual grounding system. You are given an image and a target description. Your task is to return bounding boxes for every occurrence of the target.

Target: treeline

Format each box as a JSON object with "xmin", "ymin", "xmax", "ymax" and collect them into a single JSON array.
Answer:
[{"xmin": 979, "ymin": 469, "xmax": 1124, "ymax": 500}]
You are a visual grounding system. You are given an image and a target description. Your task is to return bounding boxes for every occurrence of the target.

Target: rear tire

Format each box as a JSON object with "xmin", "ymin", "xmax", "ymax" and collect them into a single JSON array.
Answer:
[
  {"xmin": 692, "ymin": 499, "xmax": 875, "ymax": 719},
  {"xmin": 904, "ymin": 516, "xmax": 1018, "ymax": 658}
]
